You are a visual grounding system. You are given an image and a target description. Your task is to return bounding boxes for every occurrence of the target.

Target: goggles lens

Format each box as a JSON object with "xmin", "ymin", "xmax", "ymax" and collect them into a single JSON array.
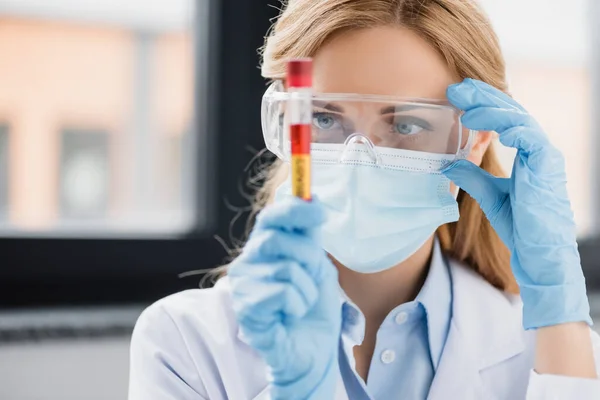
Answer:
[{"xmin": 262, "ymin": 82, "xmax": 469, "ymax": 170}]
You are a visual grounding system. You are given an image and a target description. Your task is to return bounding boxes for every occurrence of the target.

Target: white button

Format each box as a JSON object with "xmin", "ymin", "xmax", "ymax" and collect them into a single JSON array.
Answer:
[
  {"xmin": 381, "ymin": 349, "xmax": 396, "ymax": 364},
  {"xmin": 395, "ymin": 312, "xmax": 408, "ymax": 325}
]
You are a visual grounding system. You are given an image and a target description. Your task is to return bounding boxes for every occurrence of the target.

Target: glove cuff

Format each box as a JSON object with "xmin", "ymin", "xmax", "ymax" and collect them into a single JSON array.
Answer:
[{"xmin": 520, "ymin": 279, "xmax": 592, "ymax": 330}]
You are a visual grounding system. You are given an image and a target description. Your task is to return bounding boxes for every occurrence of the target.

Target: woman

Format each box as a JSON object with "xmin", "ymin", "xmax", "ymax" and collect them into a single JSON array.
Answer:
[{"xmin": 128, "ymin": 1, "xmax": 600, "ymax": 399}]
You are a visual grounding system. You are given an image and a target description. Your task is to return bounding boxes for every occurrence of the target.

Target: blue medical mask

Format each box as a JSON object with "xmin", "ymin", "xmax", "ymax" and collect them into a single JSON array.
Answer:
[{"xmin": 275, "ymin": 138, "xmax": 469, "ymax": 273}]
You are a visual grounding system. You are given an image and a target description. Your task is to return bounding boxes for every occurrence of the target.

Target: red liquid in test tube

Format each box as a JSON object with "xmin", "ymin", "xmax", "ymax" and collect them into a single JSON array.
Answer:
[{"xmin": 286, "ymin": 59, "xmax": 313, "ymax": 201}]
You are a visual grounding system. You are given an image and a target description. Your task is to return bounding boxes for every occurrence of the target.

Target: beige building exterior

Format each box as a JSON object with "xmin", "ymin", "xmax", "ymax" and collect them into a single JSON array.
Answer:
[{"xmin": 0, "ymin": 16, "xmax": 192, "ymax": 229}]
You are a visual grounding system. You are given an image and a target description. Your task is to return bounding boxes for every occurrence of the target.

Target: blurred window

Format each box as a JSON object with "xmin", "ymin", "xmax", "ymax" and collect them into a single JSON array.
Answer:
[
  {"xmin": 162, "ymin": 131, "xmax": 188, "ymax": 211},
  {"xmin": 59, "ymin": 129, "xmax": 110, "ymax": 220},
  {"xmin": 0, "ymin": 125, "xmax": 8, "ymax": 219},
  {"xmin": 0, "ymin": 0, "xmax": 197, "ymax": 236},
  {"xmin": 479, "ymin": 0, "xmax": 592, "ymax": 237}
]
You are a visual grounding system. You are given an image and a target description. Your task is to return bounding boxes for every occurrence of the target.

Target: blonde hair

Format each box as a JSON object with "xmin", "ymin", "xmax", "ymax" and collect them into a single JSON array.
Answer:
[{"xmin": 218, "ymin": 0, "xmax": 518, "ymax": 293}]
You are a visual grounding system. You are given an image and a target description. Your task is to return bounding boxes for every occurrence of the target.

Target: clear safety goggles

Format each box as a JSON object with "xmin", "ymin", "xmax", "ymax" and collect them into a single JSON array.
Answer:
[{"xmin": 261, "ymin": 81, "xmax": 473, "ymax": 172}]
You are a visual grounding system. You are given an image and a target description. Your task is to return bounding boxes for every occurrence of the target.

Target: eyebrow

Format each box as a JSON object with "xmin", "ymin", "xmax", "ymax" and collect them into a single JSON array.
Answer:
[
  {"xmin": 313, "ymin": 101, "xmax": 344, "ymax": 113},
  {"xmin": 312, "ymin": 101, "xmax": 423, "ymax": 114},
  {"xmin": 380, "ymin": 105, "xmax": 422, "ymax": 114}
]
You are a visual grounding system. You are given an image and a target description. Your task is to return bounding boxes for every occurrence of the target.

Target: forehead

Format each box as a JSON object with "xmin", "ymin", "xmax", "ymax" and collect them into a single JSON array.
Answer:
[{"xmin": 312, "ymin": 26, "xmax": 457, "ymax": 100}]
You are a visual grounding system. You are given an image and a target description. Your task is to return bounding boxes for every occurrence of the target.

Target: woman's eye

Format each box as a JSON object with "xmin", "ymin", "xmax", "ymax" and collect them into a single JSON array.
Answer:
[
  {"xmin": 394, "ymin": 123, "xmax": 423, "ymax": 135},
  {"xmin": 389, "ymin": 116, "xmax": 432, "ymax": 135},
  {"xmin": 312, "ymin": 113, "xmax": 338, "ymax": 130}
]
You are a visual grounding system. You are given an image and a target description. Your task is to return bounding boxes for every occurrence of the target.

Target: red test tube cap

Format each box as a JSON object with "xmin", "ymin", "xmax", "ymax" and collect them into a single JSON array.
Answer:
[{"xmin": 287, "ymin": 59, "xmax": 312, "ymax": 88}]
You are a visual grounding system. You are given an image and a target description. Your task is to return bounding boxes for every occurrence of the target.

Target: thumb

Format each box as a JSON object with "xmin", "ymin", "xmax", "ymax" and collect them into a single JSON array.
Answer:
[{"xmin": 442, "ymin": 159, "xmax": 506, "ymax": 216}]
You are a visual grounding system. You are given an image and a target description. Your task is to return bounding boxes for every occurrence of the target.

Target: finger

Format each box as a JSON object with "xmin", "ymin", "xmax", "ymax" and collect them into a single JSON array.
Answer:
[
  {"xmin": 315, "ymin": 255, "xmax": 339, "ymax": 285},
  {"xmin": 229, "ymin": 260, "xmax": 319, "ymax": 308},
  {"xmin": 271, "ymin": 261, "xmax": 319, "ymax": 306},
  {"xmin": 254, "ymin": 197, "xmax": 326, "ymax": 233},
  {"xmin": 259, "ymin": 324, "xmax": 327, "ymax": 383},
  {"xmin": 499, "ymin": 126, "xmax": 552, "ymax": 156},
  {"xmin": 254, "ymin": 323, "xmax": 290, "ymax": 368},
  {"xmin": 309, "ymin": 262, "xmax": 342, "ymax": 322},
  {"xmin": 468, "ymin": 79, "xmax": 528, "ymax": 112},
  {"xmin": 442, "ymin": 159, "xmax": 508, "ymax": 216},
  {"xmin": 461, "ymin": 107, "xmax": 534, "ymax": 133},
  {"xmin": 447, "ymin": 78, "xmax": 525, "ymax": 112},
  {"xmin": 242, "ymin": 229, "xmax": 325, "ymax": 278},
  {"xmin": 231, "ymin": 275, "xmax": 312, "ymax": 322},
  {"xmin": 443, "ymin": 160, "xmax": 514, "ymax": 244},
  {"xmin": 238, "ymin": 319, "xmax": 285, "ymax": 354}
]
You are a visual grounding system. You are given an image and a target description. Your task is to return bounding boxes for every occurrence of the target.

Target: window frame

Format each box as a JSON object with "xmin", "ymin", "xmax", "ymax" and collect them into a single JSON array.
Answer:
[
  {"xmin": 58, "ymin": 128, "xmax": 111, "ymax": 220},
  {"xmin": 0, "ymin": 0, "xmax": 283, "ymax": 307},
  {"xmin": 578, "ymin": 0, "xmax": 600, "ymax": 290}
]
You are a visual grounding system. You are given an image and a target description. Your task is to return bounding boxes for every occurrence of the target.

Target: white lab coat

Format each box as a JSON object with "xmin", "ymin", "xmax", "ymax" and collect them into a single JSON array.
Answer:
[{"xmin": 129, "ymin": 260, "xmax": 600, "ymax": 400}]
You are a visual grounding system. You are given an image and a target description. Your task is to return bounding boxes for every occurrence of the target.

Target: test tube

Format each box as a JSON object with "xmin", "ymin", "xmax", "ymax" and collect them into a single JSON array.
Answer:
[{"xmin": 286, "ymin": 59, "xmax": 313, "ymax": 201}]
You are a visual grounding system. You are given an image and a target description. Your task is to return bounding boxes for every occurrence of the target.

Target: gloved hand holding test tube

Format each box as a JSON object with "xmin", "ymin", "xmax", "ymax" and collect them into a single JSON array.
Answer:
[{"xmin": 228, "ymin": 58, "xmax": 343, "ymax": 400}]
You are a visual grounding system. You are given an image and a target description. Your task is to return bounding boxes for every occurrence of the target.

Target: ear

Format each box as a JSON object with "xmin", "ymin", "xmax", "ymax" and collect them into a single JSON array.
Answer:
[
  {"xmin": 448, "ymin": 130, "xmax": 494, "ymax": 197},
  {"xmin": 466, "ymin": 130, "xmax": 494, "ymax": 167}
]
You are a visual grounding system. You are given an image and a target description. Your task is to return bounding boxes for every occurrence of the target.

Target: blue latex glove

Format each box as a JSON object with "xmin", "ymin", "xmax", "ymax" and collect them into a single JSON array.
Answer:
[
  {"xmin": 443, "ymin": 78, "xmax": 592, "ymax": 330},
  {"xmin": 228, "ymin": 197, "xmax": 342, "ymax": 400}
]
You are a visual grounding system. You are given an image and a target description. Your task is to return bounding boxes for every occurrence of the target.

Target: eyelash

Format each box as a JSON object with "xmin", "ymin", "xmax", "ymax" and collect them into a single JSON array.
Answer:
[
  {"xmin": 387, "ymin": 116, "xmax": 432, "ymax": 131},
  {"xmin": 279, "ymin": 112, "xmax": 434, "ymax": 133},
  {"xmin": 313, "ymin": 112, "xmax": 341, "ymax": 123}
]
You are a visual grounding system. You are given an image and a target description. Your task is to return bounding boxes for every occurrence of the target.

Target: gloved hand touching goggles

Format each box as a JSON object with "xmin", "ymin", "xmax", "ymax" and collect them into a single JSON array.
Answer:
[{"xmin": 262, "ymin": 81, "xmax": 472, "ymax": 172}]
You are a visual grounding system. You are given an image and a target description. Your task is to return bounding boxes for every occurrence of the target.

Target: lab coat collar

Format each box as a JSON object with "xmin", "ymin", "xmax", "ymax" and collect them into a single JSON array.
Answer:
[{"xmin": 427, "ymin": 259, "xmax": 525, "ymax": 400}]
